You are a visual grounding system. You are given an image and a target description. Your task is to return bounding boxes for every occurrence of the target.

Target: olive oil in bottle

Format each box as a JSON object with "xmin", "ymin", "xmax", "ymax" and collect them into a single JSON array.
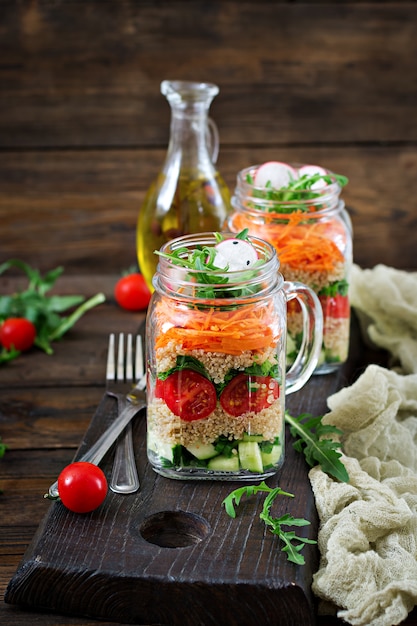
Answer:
[{"xmin": 137, "ymin": 80, "xmax": 231, "ymax": 289}]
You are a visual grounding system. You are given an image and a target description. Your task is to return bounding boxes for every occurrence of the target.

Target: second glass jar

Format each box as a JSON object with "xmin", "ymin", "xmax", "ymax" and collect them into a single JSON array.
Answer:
[{"xmin": 228, "ymin": 164, "xmax": 353, "ymax": 374}]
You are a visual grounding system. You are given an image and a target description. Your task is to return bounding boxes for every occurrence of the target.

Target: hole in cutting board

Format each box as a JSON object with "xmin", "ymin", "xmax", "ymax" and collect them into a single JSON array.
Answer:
[{"xmin": 140, "ymin": 510, "xmax": 211, "ymax": 548}]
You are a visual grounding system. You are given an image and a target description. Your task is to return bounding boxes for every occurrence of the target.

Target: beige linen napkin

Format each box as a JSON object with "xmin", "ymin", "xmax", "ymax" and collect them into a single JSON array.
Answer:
[
  {"xmin": 309, "ymin": 264, "xmax": 417, "ymax": 626},
  {"xmin": 349, "ymin": 264, "xmax": 417, "ymax": 374},
  {"xmin": 310, "ymin": 365, "xmax": 417, "ymax": 625}
]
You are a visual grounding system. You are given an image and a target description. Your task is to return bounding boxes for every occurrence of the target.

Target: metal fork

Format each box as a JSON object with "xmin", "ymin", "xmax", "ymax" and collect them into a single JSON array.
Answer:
[
  {"xmin": 46, "ymin": 335, "xmax": 146, "ymax": 501},
  {"xmin": 106, "ymin": 333, "xmax": 144, "ymax": 494}
]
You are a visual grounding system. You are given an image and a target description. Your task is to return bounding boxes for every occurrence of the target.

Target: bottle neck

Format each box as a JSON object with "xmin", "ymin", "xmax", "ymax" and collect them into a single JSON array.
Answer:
[
  {"xmin": 161, "ymin": 80, "xmax": 219, "ymax": 173},
  {"xmin": 166, "ymin": 108, "xmax": 213, "ymax": 171}
]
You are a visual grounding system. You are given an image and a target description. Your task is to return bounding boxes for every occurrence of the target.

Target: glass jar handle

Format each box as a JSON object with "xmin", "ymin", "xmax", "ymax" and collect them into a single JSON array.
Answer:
[
  {"xmin": 284, "ymin": 281, "xmax": 323, "ymax": 395},
  {"xmin": 206, "ymin": 117, "xmax": 219, "ymax": 164}
]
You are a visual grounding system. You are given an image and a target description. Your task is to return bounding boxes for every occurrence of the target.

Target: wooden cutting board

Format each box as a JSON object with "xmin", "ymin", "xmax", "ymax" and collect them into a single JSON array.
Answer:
[{"xmin": 5, "ymin": 323, "xmax": 374, "ymax": 626}]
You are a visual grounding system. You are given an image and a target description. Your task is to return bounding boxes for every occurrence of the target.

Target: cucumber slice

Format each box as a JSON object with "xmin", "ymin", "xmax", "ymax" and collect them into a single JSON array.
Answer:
[
  {"xmin": 261, "ymin": 444, "xmax": 283, "ymax": 469},
  {"xmin": 238, "ymin": 441, "xmax": 264, "ymax": 473},
  {"xmin": 286, "ymin": 333, "xmax": 296, "ymax": 356},
  {"xmin": 147, "ymin": 431, "xmax": 174, "ymax": 462},
  {"xmin": 186, "ymin": 441, "xmax": 218, "ymax": 460},
  {"xmin": 208, "ymin": 454, "xmax": 240, "ymax": 471},
  {"xmin": 242, "ymin": 433, "xmax": 264, "ymax": 443}
]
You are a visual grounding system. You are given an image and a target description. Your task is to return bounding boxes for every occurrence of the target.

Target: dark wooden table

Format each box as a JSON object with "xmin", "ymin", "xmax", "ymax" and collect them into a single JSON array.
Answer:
[{"xmin": 0, "ymin": 275, "xmax": 416, "ymax": 626}]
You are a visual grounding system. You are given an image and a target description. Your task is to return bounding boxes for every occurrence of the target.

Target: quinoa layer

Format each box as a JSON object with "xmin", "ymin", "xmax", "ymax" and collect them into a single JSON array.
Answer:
[
  {"xmin": 156, "ymin": 343, "xmax": 278, "ymax": 382},
  {"xmin": 281, "ymin": 261, "xmax": 346, "ymax": 292},
  {"xmin": 323, "ymin": 316, "xmax": 350, "ymax": 361},
  {"xmin": 151, "ymin": 343, "xmax": 283, "ymax": 447},
  {"xmin": 147, "ymin": 397, "xmax": 283, "ymax": 447}
]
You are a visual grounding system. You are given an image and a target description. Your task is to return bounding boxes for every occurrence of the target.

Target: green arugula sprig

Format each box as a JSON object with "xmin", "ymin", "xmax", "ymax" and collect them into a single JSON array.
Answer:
[
  {"xmin": 0, "ymin": 259, "xmax": 105, "ymax": 364},
  {"xmin": 223, "ymin": 481, "xmax": 316, "ymax": 565},
  {"xmin": 154, "ymin": 229, "xmax": 263, "ymax": 299},
  {"xmin": 0, "ymin": 437, "xmax": 8, "ymax": 459},
  {"xmin": 285, "ymin": 411, "xmax": 349, "ymax": 483},
  {"xmin": 247, "ymin": 170, "xmax": 348, "ymax": 213}
]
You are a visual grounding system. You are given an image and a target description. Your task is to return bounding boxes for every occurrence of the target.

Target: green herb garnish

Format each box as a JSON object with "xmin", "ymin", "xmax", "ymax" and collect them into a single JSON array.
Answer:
[
  {"xmin": 0, "ymin": 259, "xmax": 105, "ymax": 364},
  {"xmin": 318, "ymin": 278, "xmax": 349, "ymax": 297},
  {"xmin": 285, "ymin": 411, "xmax": 349, "ymax": 483},
  {"xmin": 246, "ymin": 170, "xmax": 348, "ymax": 213},
  {"xmin": 154, "ymin": 229, "xmax": 263, "ymax": 299},
  {"xmin": 157, "ymin": 355, "xmax": 211, "ymax": 381},
  {"xmin": 223, "ymin": 481, "xmax": 316, "ymax": 565},
  {"xmin": 0, "ymin": 437, "xmax": 8, "ymax": 459}
]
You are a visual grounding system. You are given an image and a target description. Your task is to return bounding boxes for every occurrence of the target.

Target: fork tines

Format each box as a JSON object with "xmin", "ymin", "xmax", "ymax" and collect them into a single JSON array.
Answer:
[{"xmin": 107, "ymin": 333, "xmax": 144, "ymax": 384}]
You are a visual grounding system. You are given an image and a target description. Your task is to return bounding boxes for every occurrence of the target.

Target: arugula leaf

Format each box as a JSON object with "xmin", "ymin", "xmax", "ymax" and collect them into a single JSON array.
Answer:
[
  {"xmin": 0, "ymin": 437, "xmax": 8, "ymax": 458},
  {"xmin": 215, "ymin": 360, "xmax": 280, "ymax": 396},
  {"xmin": 285, "ymin": 412, "xmax": 349, "ymax": 483},
  {"xmin": 223, "ymin": 481, "xmax": 316, "ymax": 565},
  {"xmin": 246, "ymin": 170, "xmax": 348, "ymax": 213},
  {"xmin": 0, "ymin": 259, "xmax": 105, "ymax": 364},
  {"xmin": 157, "ymin": 355, "xmax": 210, "ymax": 381},
  {"xmin": 154, "ymin": 229, "xmax": 263, "ymax": 300},
  {"xmin": 318, "ymin": 279, "xmax": 349, "ymax": 297},
  {"xmin": 214, "ymin": 434, "xmax": 238, "ymax": 458}
]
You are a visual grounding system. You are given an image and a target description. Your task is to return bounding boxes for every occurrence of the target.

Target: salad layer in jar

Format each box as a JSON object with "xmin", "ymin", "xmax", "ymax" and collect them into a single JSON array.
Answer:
[
  {"xmin": 146, "ymin": 231, "xmax": 285, "ymax": 480},
  {"xmin": 229, "ymin": 161, "xmax": 352, "ymax": 373}
]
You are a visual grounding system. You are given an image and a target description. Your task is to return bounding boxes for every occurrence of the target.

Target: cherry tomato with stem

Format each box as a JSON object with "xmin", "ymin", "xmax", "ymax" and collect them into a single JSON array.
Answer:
[
  {"xmin": 114, "ymin": 272, "xmax": 151, "ymax": 311},
  {"xmin": 57, "ymin": 462, "xmax": 108, "ymax": 513},
  {"xmin": 0, "ymin": 317, "xmax": 36, "ymax": 352}
]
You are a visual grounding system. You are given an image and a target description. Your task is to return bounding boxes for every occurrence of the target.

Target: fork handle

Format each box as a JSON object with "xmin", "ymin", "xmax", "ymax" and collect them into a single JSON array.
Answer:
[
  {"xmin": 110, "ymin": 422, "xmax": 140, "ymax": 494},
  {"xmin": 47, "ymin": 400, "xmax": 145, "ymax": 499}
]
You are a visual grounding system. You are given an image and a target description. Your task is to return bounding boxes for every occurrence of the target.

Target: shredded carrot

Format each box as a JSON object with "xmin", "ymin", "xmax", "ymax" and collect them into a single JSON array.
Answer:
[
  {"xmin": 232, "ymin": 211, "xmax": 346, "ymax": 272},
  {"xmin": 154, "ymin": 298, "xmax": 279, "ymax": 355}
]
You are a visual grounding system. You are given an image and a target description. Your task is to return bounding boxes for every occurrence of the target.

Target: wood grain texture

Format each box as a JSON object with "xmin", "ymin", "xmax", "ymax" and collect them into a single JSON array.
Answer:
[
  {"xmin": 1, "ymin": 2, "xmax": 416, "ymax": 147},
  {"xmin": 3, "ymin": 394, "xmax": 317, "ymax": 625},
  {"xmin": 1, "ymin": 146, "xmax": 416, "ymax": 273}
]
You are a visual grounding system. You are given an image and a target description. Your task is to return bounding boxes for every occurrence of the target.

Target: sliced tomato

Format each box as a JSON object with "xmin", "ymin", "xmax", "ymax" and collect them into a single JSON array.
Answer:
[
  {"xmin": 220, "ymin": 373, "xmax": 279, "ymax": 417},
  {"xmin": 287, "ymin": 299, "xmax": 301, "ymax": 316},
  {"xmin": 156, "ymin": 369, "xmax": 217, "ymax": 421},
  {"xmin": 319, "ymin": 294, "xmax": 350, "ymax": 319}
]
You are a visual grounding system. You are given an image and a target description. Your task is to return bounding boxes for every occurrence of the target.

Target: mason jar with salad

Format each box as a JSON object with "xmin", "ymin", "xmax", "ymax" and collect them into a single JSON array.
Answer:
[
  {"xmin": 228, "ymin": 162, "xmax": 352, "ymax": 374},
  {"xmin": 146, "ymin": 230, "xmax": 322, "ymax": 480}
]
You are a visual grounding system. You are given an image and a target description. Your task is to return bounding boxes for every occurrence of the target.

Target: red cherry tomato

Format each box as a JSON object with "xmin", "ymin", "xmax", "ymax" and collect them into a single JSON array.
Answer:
[
  {"xmin": 114, "ymin": 273, "xmax": 151, "ymax": 311},
  {"xmin": 0, "ymin": 317, "xmax": 36, "ymax": 351},
  {"xmin": 220, "ymin": 373, "xmax": 279, "ymax": 417},
  {"xmin": 319, "ymin": 294, "xmax": 350, "ymax": 320},
  {"xmin": 156, "ymin": 369, "xmax": 217, "ymax": 421},
  {"xmin": 57, "ymin": 462, "xmax": 108, "ymax": 514}
]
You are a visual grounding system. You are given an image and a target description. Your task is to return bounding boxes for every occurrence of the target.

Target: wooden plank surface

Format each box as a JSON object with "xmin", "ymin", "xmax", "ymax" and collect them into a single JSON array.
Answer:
[
  {"xmin": 1, "ymin": 145, "xmax": 416, "ymax": 274},
  {"xmin": 3, "ymin": 319, "xmax": 362, "ymax": 625},
  {"xmin": 1, "ymin": 2, "xmax": 416, "ymax": 148}
]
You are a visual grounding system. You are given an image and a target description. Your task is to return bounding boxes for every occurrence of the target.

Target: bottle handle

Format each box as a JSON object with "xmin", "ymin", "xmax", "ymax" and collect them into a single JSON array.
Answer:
[
  {"xmin": 206, "ymin": 118, "xmax": 219, "ymax": 164},
  {"xmin": 283, "ymin": 281, "xmax": 323, "ymax": 395}
]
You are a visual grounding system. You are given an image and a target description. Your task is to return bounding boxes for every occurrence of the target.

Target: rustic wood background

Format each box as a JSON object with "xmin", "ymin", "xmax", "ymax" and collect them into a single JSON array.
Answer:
[{"xmin": 1, "ymin": 0, "xmax": 416, "ymax": 276}]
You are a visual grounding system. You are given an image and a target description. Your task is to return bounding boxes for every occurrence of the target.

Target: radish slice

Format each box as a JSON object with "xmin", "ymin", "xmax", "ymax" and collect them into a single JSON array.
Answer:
[
  {"xmin": 298, "ymin": 165, "xmax": 328, "ymax": 190},
  {"xmin": 254, "ymin": 161, "xmax": 297, "ymax": 189},
  {"xmin": 214, "ymin": 239, "xmax": 258, "ymax": 271}
]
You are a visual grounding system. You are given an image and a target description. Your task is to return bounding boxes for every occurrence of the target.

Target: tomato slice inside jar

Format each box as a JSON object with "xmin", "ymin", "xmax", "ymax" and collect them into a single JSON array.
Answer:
[
  {"xmin": 155, "ymin": 369, "xmax": 217, "ymax": 421},
  {"xmin": 220, "ymin": 373, "xmax": 279, "ymax": 417},
  {"xmin": 319, "ymin": 294, "xmax": 350, "ymax": 319}
]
